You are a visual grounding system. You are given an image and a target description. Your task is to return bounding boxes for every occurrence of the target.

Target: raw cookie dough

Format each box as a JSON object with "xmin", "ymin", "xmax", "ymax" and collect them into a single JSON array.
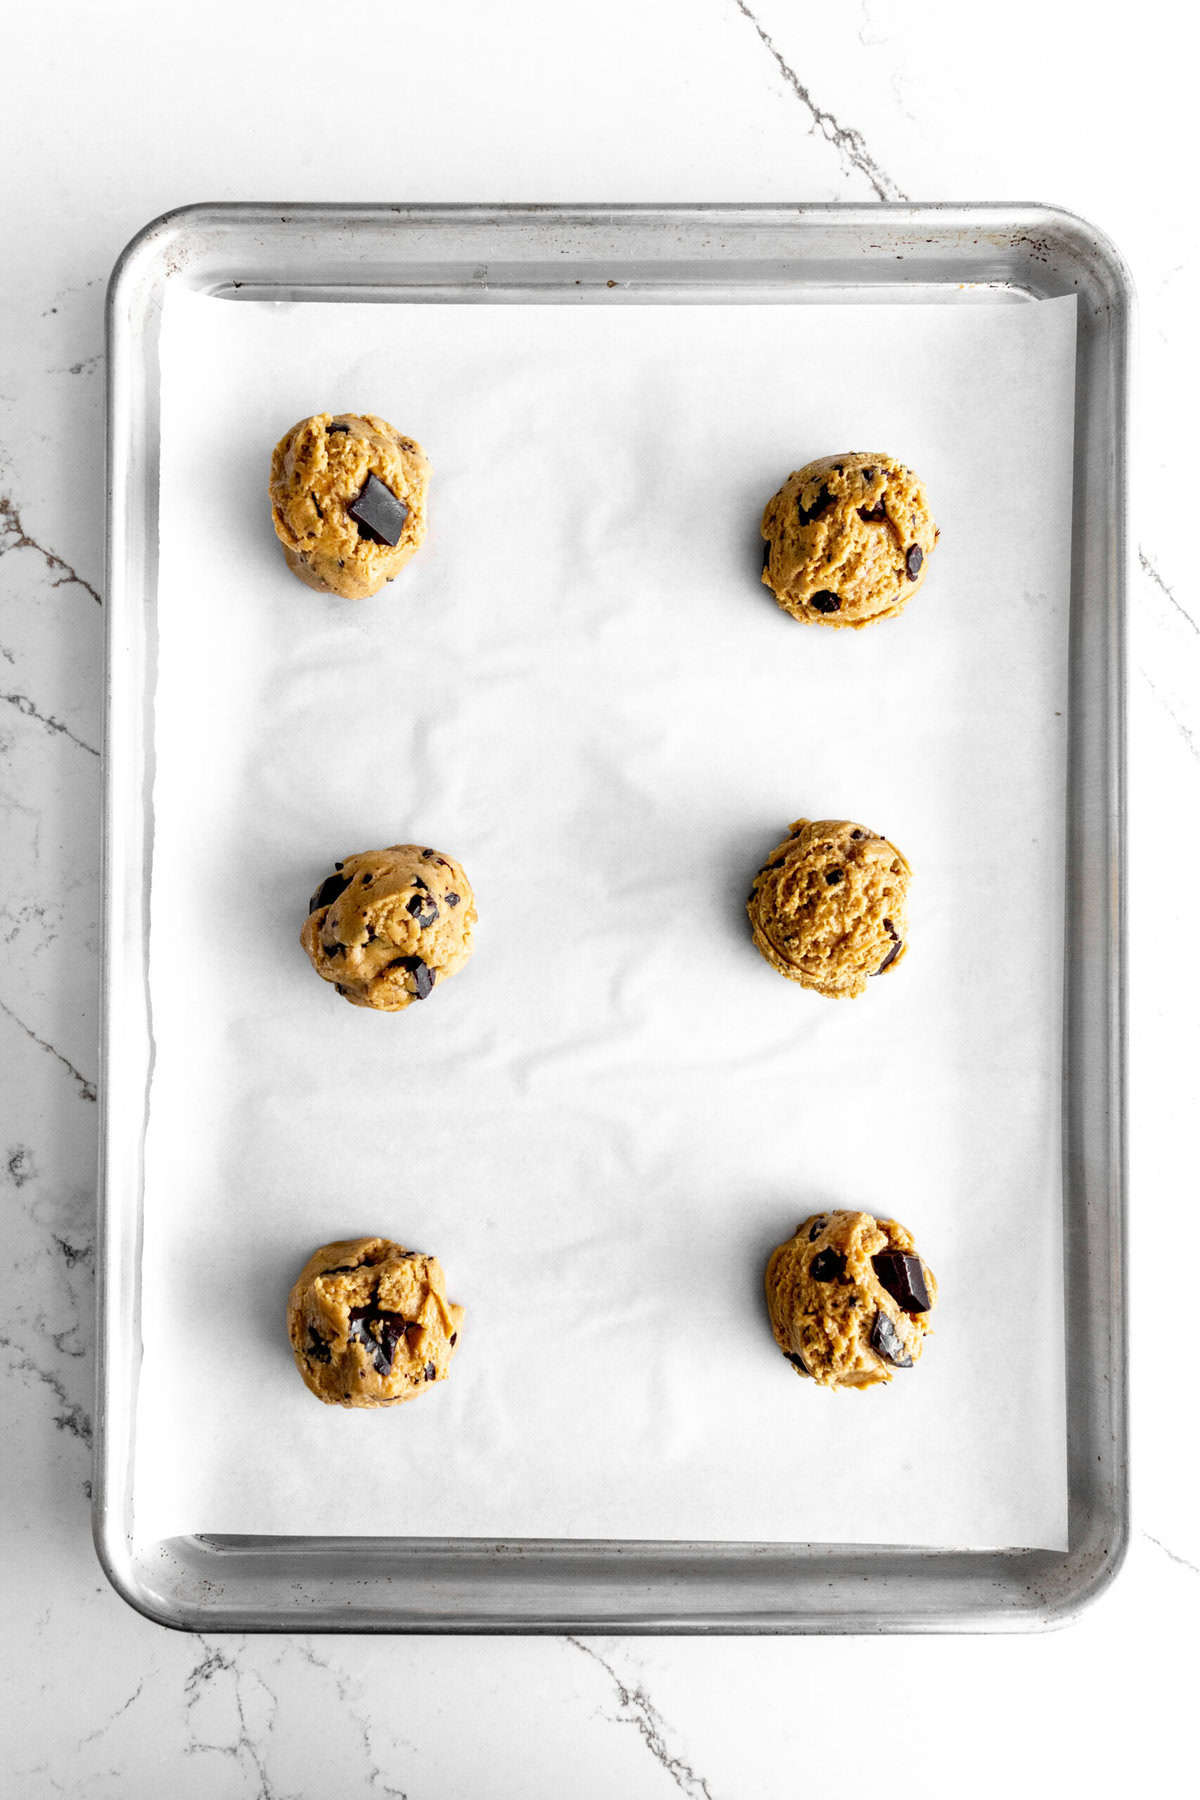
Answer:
[
  {"xmin": 269, "ymin": 412, "xmax": 430, "ymax": 599},
  {"xmin": 747, "ymin": 818, "xmax": 910, "ymax": 999},
  {"xmin": 301, "ymin": 843, "xmax": 476, "ymax": 1011},
  {"xmin": 760, "ymin": 451, "xmax": 939, "ymax": 628},
  {"xmin": 287, "ymin": 1236, "xmax": 464, "ymax": 1407},
  {"xmin": 766, "ymin": 1210, "xmax": 936, "ymax": 1390}
]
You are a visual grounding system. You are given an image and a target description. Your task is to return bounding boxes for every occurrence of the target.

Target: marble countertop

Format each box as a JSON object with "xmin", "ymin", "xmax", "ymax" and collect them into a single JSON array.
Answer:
[{"xmin": 2, "ymin": 1, "xmax": 1194, "ymax": 1793}]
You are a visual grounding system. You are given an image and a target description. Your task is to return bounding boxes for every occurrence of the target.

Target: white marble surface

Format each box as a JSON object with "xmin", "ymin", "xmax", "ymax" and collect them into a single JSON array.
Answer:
[{"xmin": 1, "ymin": 1, "xmax": 1195, "ymax": 1792}]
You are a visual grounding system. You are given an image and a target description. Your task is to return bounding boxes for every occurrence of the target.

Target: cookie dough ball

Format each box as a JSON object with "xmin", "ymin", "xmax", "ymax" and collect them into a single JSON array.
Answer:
[
  {"xmin": 301, "ymin": 843, "xmax": 476, "ymax": 1011},
  {"xmin": 287, "ymin": 1236, "xmax": 464, "ymax": 1407},
  {"xmin": 766, "ymin": 1211, "xmax": 936, "ymax": 1390},
  {"xmin": 747, "ymin": 818, "xmax": 910, "ymax": 999},
  {"xmin": 269, "ymin": 412, "xmax": 430, "ymax": 599},
  {"xmin": 760, "ymin": 452, "xmax": 938, "ymax": 628}
]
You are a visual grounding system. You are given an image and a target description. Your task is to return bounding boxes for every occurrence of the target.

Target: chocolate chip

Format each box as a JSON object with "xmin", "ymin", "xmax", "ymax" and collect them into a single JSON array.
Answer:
[
  {"xmin": 390, "ymin": 954, "xmax": 435, "ymax": 999},
  {"xmin": 335, "ymin": 983, "xmax": 350, "ymax": 997},
  {"xmin": 347, "ymin": 1306, "xmax": 409, "ymax": 1376},
  {"xmin": 450, "ymin": 1332, "xmax": 458, "ymax": 1346},
  {"xmin": 824, "ymin": 868, "xmax": 843, "ymax": 885},
  {"xmin": 324, "ymin": 939, "xmax": 344, "ymax": 955},
  {"xmin": 785, "ymin": 1350, "xmax": 809, "ymax": 1374},
  {"xmin": 327, "ymin": 423, "xmax": 351, "ymax": 434},
  {"xmin": 860, "ymin": 466, "xmax": 876, "ymax": 482},
  {"xmin": 874, "ymin": 919, "xmax": 904, "ymax": 976},
  {"xmin": 406, "ymin": 892, "xmax": 440, "ymax": 928},
  {"xmin": 305, "ymin": 1329, "xmax": 332, "ymax": 1365},
  {"xmin": 809, "ymin": 1247, "xmax": 846, "ymax": 1282},
  {"xmin": 810, "ymin": 590, "xmax": 841, "ymax": 614},
  {"xmin": 873, "ymin": 1250, "xmax": 932, "ymax": 1314},
  {"xmin": 364, "ymin": 924, "xmax": 376, "ymax": 942},
  {"xmin": 905, "ymin": 544, "xmax": 924, "ymax": 580},
  {"xmin": 761, "ymin": 538, "xmax": 772, "ymax": 571},
  {"xmin": 424, "ymin": 1362, "xmax": 437, "ymax": 1381},
  {"xmin": 850, "ymin": 829, "xmax": 863, "ymax": 840},
  {"xmin": 446, "ymin": 892, "xmax": 461, "ymax": 907},
  {"xmin": 309, "ymin": 870, "xmax": 352, "ymax": 914},
  {"xmin": 348, "ymin": 473, "xmax": 409, "ymax": 547},
  {"xmin": 796, "ymin": 487, "xmax": 833, "ymax": 526},
  {"xmin": 421, "ymin": 848, "xmax": 434, "ymax": 858},
  {"xmin": 412, "ymin": 876, "xmax": 429, "ymax": 890},
  {"xmin": 871, "ymin": 1310, "xmax": 913, "ymax": 1368},
  {"xmin": 334, "ymin": 861, "xmax": 344, "ymax": 871},
  {"xmin": 858, "ymin": 502, "xmax": 887, "ymax": 522},
  {"xmin": 311, "ymin": 496, "xmax": 324, "ymax": 520},
  {"xmin": 807, "ymin": 1218, "xmax": 827, "ymax": 1242},
  {"xmin": 361, "ymin": 872, "xmax": 374, "ymax": 886}
]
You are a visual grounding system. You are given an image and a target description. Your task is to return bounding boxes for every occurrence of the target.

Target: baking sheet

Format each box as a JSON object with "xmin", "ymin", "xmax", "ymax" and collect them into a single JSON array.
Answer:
[{"xmin": 137, "ymin": 289, "xmax": 1075, "ymax": 1549}]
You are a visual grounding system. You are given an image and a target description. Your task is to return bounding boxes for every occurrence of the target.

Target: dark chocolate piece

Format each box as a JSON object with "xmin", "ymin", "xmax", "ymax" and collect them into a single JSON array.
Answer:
[
  {"xmin": 446, "ymin": 892, "xmax": 461, "ymax": 907},
  {"xmin": 870, "ymin": 1310, "xmax": 913, "ymax": 1368},
  {"xmin": 335, "ymin": 983, "xmax": 350, "ymax": 997},
  {"xmin": 406, "ymin": 891, "xmax": 440, "ymax": 928},
  {"xmin": 361, "ymin": 872, "xmax": 374, "ymax": 886},
  {"xmin": 347, "ymin": 1306, "xmax": 409, "ymax": 1377},
  {"xmin": 850, "ymin": 829, "xmax": 863, "ymax": 839},
  {"xmin": 807, "ymin": 1218, "xmax": 827, "ymax": 1242},
  {"xmin": 824, "ymin": 868, "xmax": 843, "ymax": 886},
  {"xmin": 905, "ymin": 544, "xmax": 924, "ymax": 580},
  {"xmin": 327, "ymin": 423, "xmax": 351, "ymax": 434},
  {"xmin": 858, "ymin": 502, "xmax": 887, "ymax": 522},
  {"xmin": 412, "ymin": 876, "xmax": 429, "ymax": 890},
  {"xmin": 809, "ymin": 1247, "xmax": 846, "ymax": 1283},
  {"xmin": 348, "ymin": 473, "xmax": 409, "ymax": 547},
  {"xmin": 860, "ymin": 466, "xmax": 876, "ymax": 482},
  {"xmin": 305, "ymin": 1329, "xmax": 332, "ymax": 1365},
  {"xmin": 424, "ymin": 1362, "xmax": 437, "ymax": 1382},
  {"xmin": 785, "ymin": 1350, "xmax": 809, "ymax": 1374},
  {"xmin": 872, "ymin": 1250, "xmax": 932, "ymax": 1314},
  {"xmin": 309, "ymin": 870, "xmax": 352, "ymax": 914},
  {"xmin": 450, "ymin": 1332, "xmax": 458, "ymax": 1346},
  {"xmin": 391, "ymin": 954, "xmax": 435, "ymax": 999},
  {"xmin": 874, "ymin": 918, "xmax": 903, "ymax": 976},
  {"xmin": 810, "ymin": 590, "xmax": 841, "ymax": 614},
  {"xmin": 761, "ymin": 538, "xmax": 772, "ymax": 571},
  {"xmin": 796, "ymin": 486, "xmax": 833, "ymax": 526}
]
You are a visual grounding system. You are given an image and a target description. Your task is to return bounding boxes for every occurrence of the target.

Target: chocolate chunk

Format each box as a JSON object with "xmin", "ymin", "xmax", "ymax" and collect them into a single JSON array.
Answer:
[
  {"xmin": 874, "ymin": 919, "xmax": 903, "ymax": 976},
  {"xmin": 809, "ymin": 1247, "xmax": 846, "ymax": 1282},
  {"xmin": 309, "ymin": 870, "xmax": 352, "ymax": 914},
  {"xmin": 327, "ymin": 423, "xmax": 351, "ymax": 434},
  {"xmin": 361, "ymin": 872, "xmax": 374, "ymax": 886},
  {"xmin": 364, "ymin": 924, "xmax": 376, "ymax": 942},
  {"xmin": 406, "ymin": 891, "xmax": 440, "ymax": 928},
  {"xmin": 870, "ymin": 1310, "xmax": 913, "ymax": 1368},
  {"xmin": 761, "ymin": 538, "xmax": 772, "ymax": 571},
  {"xmin": 424, "ymin": 1362, "xmax": 437, "ymax": 1382},
  {"xmin": 348, "ymin": 473, "xmax": 409, "ymax": 547},
  {"xmin": 324, "ymin": 939, "xmax": 344, "ymax": 955},
  {"xmin": 311, "ymin": 496, "xmax": 324, "ymax": 521},
  {"xmin": 412, "ymin": 876, "xmax": 429, "ymax": 890},
  {"xmin": 334, "ymin": 861, "xmax": 345, "ymax": 871},
  {"xmin": 905, "ymin": 544, "xmax": 924, "ymax": 580},
  {"xmin": 450, "ymin": 1332, "xmax": 458, "ymax": 1346},
  {"xmin": 347, "ymin": 1306, "xmax": 409, "ymax": 1376},
  {"xmin": 305, "ymin": 1329, "xmax": 332, "ymax": 1365},
  {"xmin": 785, "ymin": 1350, "xmax": 809, "ymax": 1374},
  {"xmin": 335, "ymin": 983, "xmax": 350, "ymax": 997},
  {"xmin": 807, "ymin": 1218, "xmax": 827, "ymax": 1242},
  {"xmin": 824, "ymin": 868, "xmax": 843, "ymax": 885},
  {"xmin": 858, "ymin": 502, "xmax": 887, "ymax": 522},
  {"xmin": 873, "ymin": 1250, "xmax": 932, "ymax": 1314},
  {"xmin": 390, "ymin": 954, "xmax": 435, "ymax": 999},
  {"xmin": 446, "ymin": 892, "xmax": 461, "ymax": 907},
  {"xmin": 860, "ymin": 467, "xmax": 876, "ymax": 482},
  {"xmin": 810, "ymin": 590, "xmax": 841, "ymax": 614},
  {"xmin": 796, "ymin": 487, "xmax": 834, "ymax": 526},
  {"xmin": 850, "ymin": 829, "xmax": 863, "ymax": 840}
]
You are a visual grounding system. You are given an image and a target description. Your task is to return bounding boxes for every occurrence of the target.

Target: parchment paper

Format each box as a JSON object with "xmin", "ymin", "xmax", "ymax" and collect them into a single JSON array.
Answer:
[{"xmin": 137, "ymin": 288, "xmax": 1075, "ymax": 1548}]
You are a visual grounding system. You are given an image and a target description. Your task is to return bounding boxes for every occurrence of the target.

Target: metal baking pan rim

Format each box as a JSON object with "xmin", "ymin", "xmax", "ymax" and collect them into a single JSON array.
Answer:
[{"xmin": 97, "ymin": 202, "xmax": 1129, "ymax": 1633}]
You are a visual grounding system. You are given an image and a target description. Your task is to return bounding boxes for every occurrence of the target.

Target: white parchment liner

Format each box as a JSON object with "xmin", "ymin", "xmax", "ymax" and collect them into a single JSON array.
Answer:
[{"xmin": 137, "ymin": 291, "xmax": 1076, "ymax": 1547}]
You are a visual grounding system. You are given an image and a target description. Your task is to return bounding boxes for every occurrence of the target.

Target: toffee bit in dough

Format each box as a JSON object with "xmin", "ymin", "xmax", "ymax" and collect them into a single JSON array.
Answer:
[
  {"xmin": 269, "ymin": 412, "xmax": 430, "ymax": 599},
  {"xmin": 765, "ymin": 1211, "xmax": 937, "ymax": 1391},
  {"xmin": 759, "ymin": 451, "xmax": 939, "ymax": 628},
  {"xmin": 747, "ymin": 818, "xmax": 911, "ymax": 999},
  {"xmin": 287, "ymin": 1237, "xmax": 464, "ymax": 1407},
  {"xmin": 301, "ymin": 843, "xmax": 476, "ymax": 1012}
]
